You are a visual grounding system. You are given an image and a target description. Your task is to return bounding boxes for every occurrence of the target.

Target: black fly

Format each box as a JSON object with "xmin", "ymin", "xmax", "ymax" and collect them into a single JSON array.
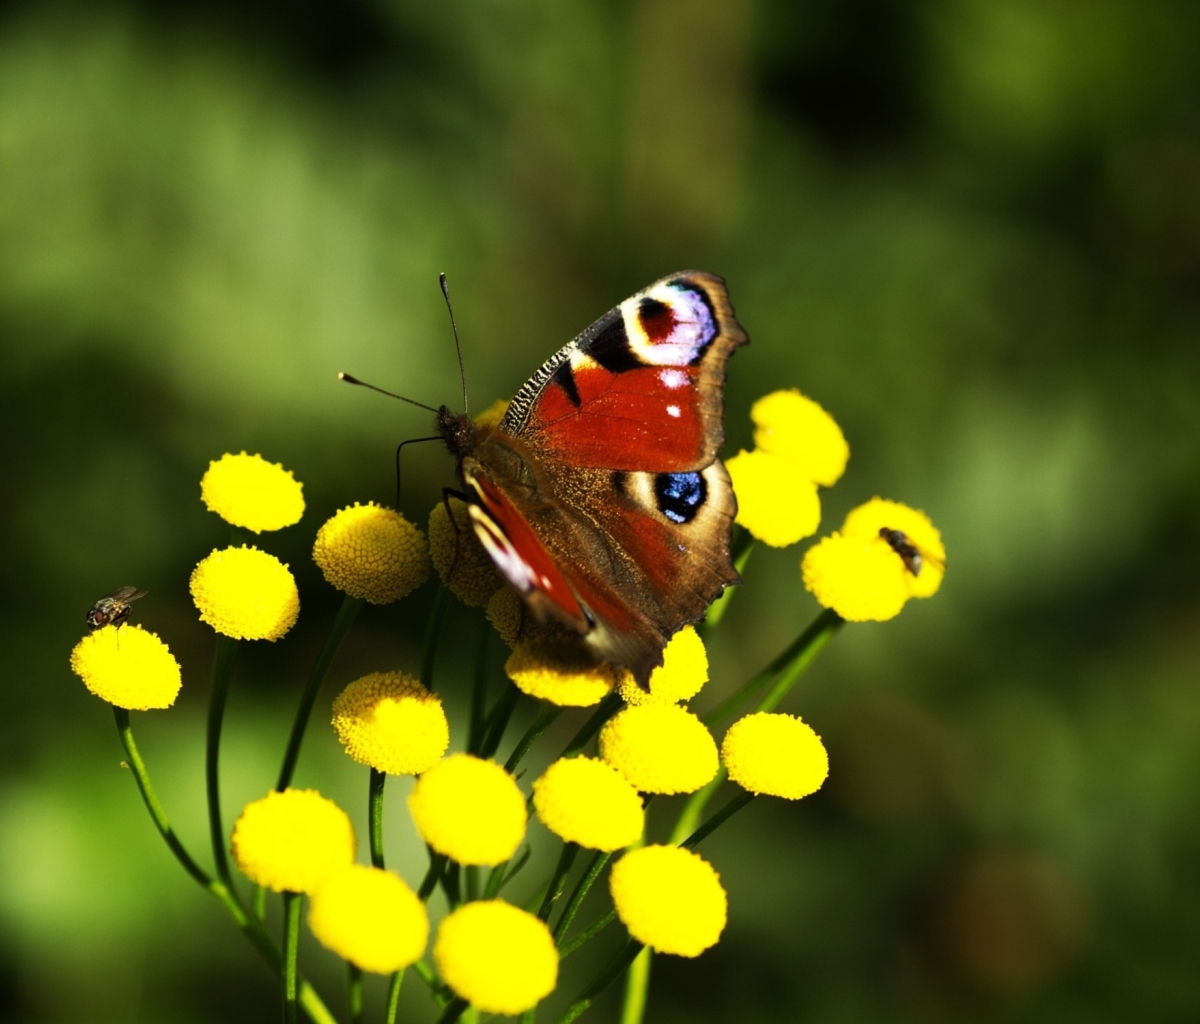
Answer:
[{"xmin": 87, "ymin": 586, "xmax": 147, "ymax": 631}]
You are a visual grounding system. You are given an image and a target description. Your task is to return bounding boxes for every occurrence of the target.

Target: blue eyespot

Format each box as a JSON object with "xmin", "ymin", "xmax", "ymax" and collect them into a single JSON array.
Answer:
[{"xmin": 654, "ymin": 471, "xmax": 707, "ymax": 524}]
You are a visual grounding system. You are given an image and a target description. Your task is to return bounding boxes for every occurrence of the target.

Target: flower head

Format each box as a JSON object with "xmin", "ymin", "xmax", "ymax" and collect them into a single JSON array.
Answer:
[
  {"xmin": 486, "ymin": 586, "xmax": 526, "ymax": 647},
  {"xmin": 433, "ymin": 900, "xmax": 557, "ymax": 1014},
  {"xmin": 842, "ymin": 497, "xmax": 945, "ymax": 599},
  {"xmin": 750, "ymin": 389, "xmax": 849, "ymax": 487},
  {"xmin": 722, "ymin": 712, "xmax": 829, "ymax": 799},
  {"xmin": 428, "ymin": 498, "xmax": 503, "ymax": 607},
  {"xmin": 474, "ymin": 398, "xmax": 510, "ymax": 429},
  {"xmin": 332, "ymin": 672, "xmax": 449, "ymax": 776},
  {"xmin": 725, "ymin": 449, "xmax": 821, "ymax": 548},
  {"xmin": 200, "ymin": 452, "xmax": 304, "ymax": 533},
  {"xmin": 308, "ymin": 865, "xmax": 429, "ymax": 974},
  {"xmin": 610, "ymin": 845, "xmax": 727, "ymax": 957},
  {"xmin": 69, "ymin": 624, "xmax": 181, "ymax": 710},
  {"xmin": 599, "ymin": 704, "xmax": 719, "ymax": 794},
  {"xmin": 506, "ymin": 635, "xmax": 618, "ymax": 707},
  {"xmin": 313, "ymin": 503, "xmax": 430, "ymax": 604},
  {"xmin": 190, "ymin": 546, "xmax": 300, "ymax": 640},
  {"xmin": 407, "ymin": 754, "xmax": 526, "ymax": 866},
  {"xmin": 618, "ymin": 626, "xmax": 708, "ymax": 706},
  {"xmin": 231, "ymin": 789, "xmax": 355, "ymax": 893},
  {"xmin": 532, "ymin": 756, "xmax": 644, "ymax": 851}
]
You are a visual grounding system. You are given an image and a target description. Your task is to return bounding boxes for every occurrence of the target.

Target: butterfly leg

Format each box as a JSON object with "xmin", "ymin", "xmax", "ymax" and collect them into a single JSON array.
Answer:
[{"xmin": 441, "ymin": 486, "xmax": 471, "ymax": 579}]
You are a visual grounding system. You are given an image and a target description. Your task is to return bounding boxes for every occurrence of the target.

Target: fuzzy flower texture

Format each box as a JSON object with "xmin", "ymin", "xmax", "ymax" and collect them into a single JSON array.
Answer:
[
  {"xmin": 313, "ymin": 502, "xmax": 429, "ymax": 604},
  {"xmin": 69, "ymin": 624, "xmax": 182, "ymax": 710},
  {"xmin": 201, "ymin": 452, "xmax": 305, "ymax": 533}
]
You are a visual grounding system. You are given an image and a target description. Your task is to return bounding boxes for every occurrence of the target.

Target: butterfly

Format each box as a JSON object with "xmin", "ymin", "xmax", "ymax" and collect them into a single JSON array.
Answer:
[{"xmin": 438, "ymin": 271, "xmax": 747, "ymax": 685}]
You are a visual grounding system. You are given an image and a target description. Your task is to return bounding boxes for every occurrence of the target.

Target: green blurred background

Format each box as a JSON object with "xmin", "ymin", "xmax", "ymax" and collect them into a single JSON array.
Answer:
[{"xmin": 3, "ymin": 0, "xmax": 1200, "ymax": 1020}]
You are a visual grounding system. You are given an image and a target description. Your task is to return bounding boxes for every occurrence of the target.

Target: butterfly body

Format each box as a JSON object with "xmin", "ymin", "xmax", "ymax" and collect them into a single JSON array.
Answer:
[{"xmin": 441, "ymin": 271, "xmax": 747, "ymax": 684}]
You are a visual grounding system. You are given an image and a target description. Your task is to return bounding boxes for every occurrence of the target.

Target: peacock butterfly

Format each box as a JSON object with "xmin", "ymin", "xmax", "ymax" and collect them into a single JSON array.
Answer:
[{"xmin": 438, "ymin": 271, "xmax": 747, "ymax": 685}]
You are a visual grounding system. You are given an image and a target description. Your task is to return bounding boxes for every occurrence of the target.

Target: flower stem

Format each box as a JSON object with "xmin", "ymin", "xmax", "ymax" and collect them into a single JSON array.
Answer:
[
  {"xmin": 505, "ymin": 705, "xmax": 563, "ymax": 774},
  {"xmin": 421, "ymin": 585, "xmax": 450, "ymax": 691},
  {"xmin": 347, "ymin": 963, "xmax": 364, "ymax": 1024},
  {"xmin": 283, "ymin": 892, "xmax": 302, "ymax": 1024},
  {"xmin": 435, "ymin": 997, "xmax": 468, "ymax": 1024},
  {"xmin": 669, "ymin": 772, "xmax": 725, "ymax": 845},
  {"xmin": 419, "ymin": 849, "xmax": 445, "ymax": 901},
  {"xmin": 384, "ymin": 969, "xmax": 404, "ymax": 1024},
  {"xmin": 468, "ymin": 619, "xmax": 490, "ymax": 754},
  {"xmin": 560, "ymin": 909, "xmax": 616, "ymax": 959},
  {"xmin": 553, "ymin": 850, "xmax": 611, "ymax": 943},
  {"xmin": 559, "ymin": 692, "xmax": 622, "ymax": 759},
  {"xmin": 681, "ymin": 790, "xmax": 755, "ymax": 849},
  {"xmin": 702, "ymin": 531, "xmax": 756, "ymax": 630},
  {"xmin": 618, "ymin": 947, "xmax": 652, "ymax": 1024},
  {"xmin": 206, "ymin": 634, "xmax": 239, "ymax": 888},
  {"xmin": 369, "ymin": 768, "xmax": 387, "ymax": 868},
  {"xmin": 479, "ymin": 682, "xmax": 520, "ymax": 759},
  {"xmin": 555, "ymin": 939, "xmax": 645, "ymax": 1024},
  {"xmin": 537, "ymin": 842, "xmax": 579, "ymax": 920},
  {"xmin": 277, "ymin": 595, "xmax": 363, "ymax": 791}
]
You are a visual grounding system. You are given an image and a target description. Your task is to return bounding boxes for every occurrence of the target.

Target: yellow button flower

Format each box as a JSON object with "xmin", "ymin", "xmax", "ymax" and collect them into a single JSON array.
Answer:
[
  {"xmin": 200, "ymin": 452, "xmax": 304, "ymax": 533},
  {"xmin": 726, "ymin": 449, "xmax": 821, "ymax": 547},
  {"xmin": 231, "ymin": 789, "xmax": 355, "ymax": 893},
  {"xmin": 190, "ymin": 546, "xmax": 300, "ymax": 640},
  {"xmin": 610, "ymin": 845, "xmax": 727, "ymax": 957},
  {"xmin": 750, "ymin": 389, "xmax": 849, "ymax": 487},
  {"xmin": 474, "ymin": 398, "xmax": 510, "ymax": 429},
  {"xmin": 721, "ymin": 712, "xmax": 829, "ymax": 799},
  {"xmin": 332, "ymin": 672, "xmax": 449, "ymax": 776},
  {"xmin": 532, "ymin": 757, "xmax": 644, "ymax": 851},
  {"xmin": 69, "ymin": 624, "xmax": 182, "ymax": 710},
  {"xmin": 486, "ymin": 586, "xmax": 526, "ymax": 647},
  {"xmin": 841, "ymin": 497, "xmax": 945, "ymax": 599},
  {"xmin": 599, "ymin": 704, "xmax": 719, "ymax": 794},
  {"xmin": 308, "ymin": 865, "xmax": 429, "ymax": 974},
  {"xmin": 313, "ymin": 503, "xmax": 430, "ymax": 604},
  {"xmin": 506, "ymin": 635, "xmax": 618, "ymax": 707},
  {"xmin": 428, "ymin": 498, "xmax": 503, "ymax": 607},
  {"xmin": 801, "ymin": 532, "xmax": 908, "ymax": 621},
  {"xmin": 407, "ymin": 754, "xmax": 526, "ymax": 866},
  {"xmin": 618, "ymin": 625, "xmax": 708, "ymax": 706},
  {"xmin": 433, "ymin": 900, "xmax": 557, "ymax": 1014}
]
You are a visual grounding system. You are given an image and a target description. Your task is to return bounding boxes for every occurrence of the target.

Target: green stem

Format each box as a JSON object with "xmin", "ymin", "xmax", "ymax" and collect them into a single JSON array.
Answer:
[
  {"xmin": 441, "ymin": 861, "xmax": 462, "ymax": 908},
  {"xmin": 435, "ymin": 997, "xmax": 468, "ymax": 1024},
  {"xmin": 253, "ymin": 884, "xmax": 268, "ymax": 922},
  {"xmin": 384, "ymin": 969, "xmax": 404, "ymax": 1024},
  {"xmin": 619, "ymin": 947, "xmax": 652, "ymax": 1024},
  {"xmin": 555, "ymin": 940, "xmax": 645, "ymax": 1024},
  {"xmin": 468, "ymin": 619, "xmax": 490, "ymax": 754},
  {"xmin": 669, "ymin": 772, "xmax": 725, "ymax": 845},
  {"xmin": 369, "ymin": 768, "xmax": 387, "ymax": 869},
  {"xmin": 421, "ymin": 586, "xmax": 450, "ymax": 691},
  {"xmin": 537, "ymin": 842, "xmax": 579, "ymax": 920},
  {"xmin": 347, "ymin": 963, "xmax": 363, "ymax": 1024},
  {"xmin": 553, "ymin": 850, "xmax": 611, "ymax": 943},
  {"xmin": 560, "ymin": 909, "xmax": 616, "ymax": 959},
  {"xmin": 505, "ymin": 705, "xmax": 563, "ymax": 774},
  {"xmin": 703, "ymin": 532, "xmax": 756, "ymax": 629},
  {"xmin": 484, "ymin": 845, "xmax": 531, "ymax": 899},
  {"xmin": 558, "ymin": 692, "xmax": 622, "ymax": 759},
  {"xmin": 480, "ymin": 683, "xmax": 520, "ymax": 759},
  {"xmin": 754, "ymin": 610, "xmax": 842, "ymax": 713},
  {"xmin": 283, "ymin": 892, "xmax": 302, "ymax": 1024},
  {"xmin": 419, "ymin": 850, "xmax": 445, "ymax": 901},
  {"xmin": 465, "ymin": 865, "xmax": 479, "ymax": 902},
  {"xmin": 681, "ymin": 790, "xmax": 755, "ymax": 849},
  {"xmin": 206, "ymin": 634, "xmax": 239, "ymax": 888},
  {"xmin": 277, "ymin": 595, "xmax": 363, "ymax": 791}
]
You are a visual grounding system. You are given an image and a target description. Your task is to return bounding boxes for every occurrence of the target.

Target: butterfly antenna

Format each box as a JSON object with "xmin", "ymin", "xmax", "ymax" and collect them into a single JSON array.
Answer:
[
  {"xmin": 338, "ymin": 373, "xmax": 440, "ymax": 414},
  {"xmin": 439, "ymin": 272, "xmax": 469, "ymax": 415}
]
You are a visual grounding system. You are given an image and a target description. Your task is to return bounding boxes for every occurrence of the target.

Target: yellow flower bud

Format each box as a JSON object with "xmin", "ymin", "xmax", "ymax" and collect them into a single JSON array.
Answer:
[
  {"xmin": 313, "ymin": 503, "xmax": 430, "ymax": 604},
  {"xmin": 200, "ymin": 452, "xmax": 304, "ymax": 533},
  {"xmin": 331, "ymin": 672, "xmax": 449, "ymax": 776},
  {"xmin": 599, "ymin": 704, "xmax": 719, "ymax": 794},
  {"xmin": 231, "ymin": 789, "xmax": 355, "ymax": 893},
  {"xmin": 69, "ymin": 624, "xmax": 181, "ymax": 710},
  {"xmin": 407, "ymin": 755, "xmax": 526, "ymax": 866},
  {"xmin": 532, "ymin": 756, "xmax": 644, "ymax": 851},
  {"xmin": 750, "ymin": 389, "xmax": 849, "ymax": 487},
  {"xmin": 433, "ymin": 900, "xmax": 557, "ymax": 1014},
  {"xmin": 473, "ymin": 398, "xmax": 510, "ymax": 429},
  {"xmin": 610, "ymin": 845, "xmax": 727, "ymax": 957},
  {"xmin": 721, "ymin": 712, "xmax": 828, "ymax": 799},
  {"xmin": 428, "ymin": 498, "xmax": 503, "ymax": 607},
  {"xmin": 617, "ymin": 625, "xmax": 708, "ymax": 706},
  {"xmin": 506, "ymin": 635, "xmax": 617, "ymax": 707},
  {"xmin": 308, "ymin": 865, "xmax": 429, "ymax": 974},
  {"xmin": 841, "ymin": 497, "xmax": 945, "ymax": 599},
  {"xmin": 190, "ymin": 545, "xmax": 300, "ymax": 640},
  {"xmin": 726, "ymin": 449, "xmax": 821, "ymax": 548},
  {"xmin": 800, "ymin": 533, "xmax": 908, "ymax": 622}
]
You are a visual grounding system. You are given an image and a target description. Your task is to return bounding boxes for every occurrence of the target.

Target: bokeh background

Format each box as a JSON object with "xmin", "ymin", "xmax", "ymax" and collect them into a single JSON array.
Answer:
[{"xmin": 3, "ymin": 0, "xmax": 1200, "ymax": 1021}]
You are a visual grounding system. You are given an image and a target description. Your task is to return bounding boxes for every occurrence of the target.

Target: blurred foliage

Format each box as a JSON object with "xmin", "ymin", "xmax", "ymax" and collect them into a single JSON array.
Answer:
[{"xmin": 2, "ymin": 0, "xmax": 1200, "ymax": 1021}]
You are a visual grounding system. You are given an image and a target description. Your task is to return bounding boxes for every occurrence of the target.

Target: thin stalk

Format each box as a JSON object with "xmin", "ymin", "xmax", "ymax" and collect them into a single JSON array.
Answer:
[
  {"xmin": 369, "ymin": 768, "xmax": 387, "ymax": 868},
  {"xmin": 206, "ymin": 634, "xmax": 239, "ymax": 887},
  {"xmin": 560, "ymin": 909, "xmax": 616, "ymax": 959},
  {"xmin": 421, "ymin": 586, "xmax": 450, "ymax": 691},
  {"xmin": 484, "ymin": 845, "xmax": 531, "ymax": 899},
  {"xmin": 558, "ymin": 693, "xmax": 622, "ymax": 759},
  {"xmin": 465, "ymin": 865, "xmax": 479, "ymax": 902},
  {"xmin": 468, "ymin": 619, "xmax": 490, "ymax": 754},
  {"xmin": 435, "ymin": 997, "xmax": 468, "ymax": 1024},
  {"xmin": 754, "ymin": 611, "xmax": 842, "ymax": 713},
  {"xmin": 669, "ymin": 772, "xmax": 725, "ymax": 845},
  {"xmin": 253, "ymin": 885, "xmax": 268, "ymax": 922},
  {"xmin": 537, "ymin": 842, "xmax": 579, "ymax": 920},
  {"xmin": 480, "ymin": 683, "xmax": 520, "ymax": 759},
  {"xmin": 553, "ymin": 851, "xmax": 611, "ymax": 943},
  {"xmin": 283, "ymin": 892, "xmax": 302, "ymax": 1024},
  {"xmin": 419, "ymin": 850, "xmax": 445, "ymax": 901},
  {"xmin": 347, "ymin": 964, "xmax": 363, "ymax": 1024},
  {"xmin": 555, "ymin": 940, "xmax": 645, "ymax": 1024},
  {"xmin": 505, "ymin": 705, "xmax": 563, "ymax": 774},
  {"xmin": 681, "ymin": 791, "xmax": 755, "ymax": 849},
  {"xmin": 277, "ymin": 595, "xmax": 363, "ymax": 790},
  {"xmin": 384, "ymin": 969, "xmax": 404, "ymax": 1024},
  {"xmin": 441, "ymin": 861, "xmax": 462, "ymax": 909},
  {"xmin": 619, "ymin": 947, "xmax": 652, "ymax": 1024},
  {"xmin": 703, "ymin": 532, "xmax": 756, "ymax": 629}
]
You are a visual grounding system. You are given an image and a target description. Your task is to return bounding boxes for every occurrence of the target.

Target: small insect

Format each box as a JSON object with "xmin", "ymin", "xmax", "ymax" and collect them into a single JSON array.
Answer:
[
  {"xmin": 87, "ymin": 586, "xmax": 147, "ymax": 631},
  {"xmin": 879, "ymin": 528, "xmax": 943, "ymax": 577}
]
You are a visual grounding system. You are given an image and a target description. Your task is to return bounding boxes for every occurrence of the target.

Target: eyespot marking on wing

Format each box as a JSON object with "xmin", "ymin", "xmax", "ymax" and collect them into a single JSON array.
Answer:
[
  {"xmin": 654, "ymin": 471, "xmax": 707, "ymax": 525},
  {"xmin": 621, "ymin": 282, "xmax": 717, "ymax": 368}
]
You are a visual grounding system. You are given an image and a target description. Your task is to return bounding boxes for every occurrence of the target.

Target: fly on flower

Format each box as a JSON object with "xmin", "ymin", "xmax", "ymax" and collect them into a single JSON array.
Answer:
[
  {"xmin": 87, "ymin": 586, "xmax": 147, "ymax": 631},
  {"xmin": 878, "ymin": 528, "xmax": 944, "ymax": 577}
]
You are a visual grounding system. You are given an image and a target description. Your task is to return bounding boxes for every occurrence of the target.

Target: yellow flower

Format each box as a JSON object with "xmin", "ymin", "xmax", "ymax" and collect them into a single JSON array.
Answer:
[
  {"xmin": 800, "ymin": 532, "xmax": 908, "ymax": 621},
  {"xmin": 506, "ymin": 635, "xmax": 617, "ymax": 707},
  {"xmin": 841, "ymin": 497, "xmax": 945, "ymax": 599},
  {"xmin": 618, "ymin": 626, "xmax": 708, "ymax": 706},
  {"xmin": 231, "ymin": 789, "xmax": 355, "ymax": 893},
  {"xmin": 726, "ymin": 449, "xmax": 821, "ymax": 548},
  {"xmin": 331, "ymin": 672, "xmax": 449, "ymax": 776},
  {"xmin": 407, "ymin": 754, "xmax": 526, "ymax": 866},
  {"xmin": 190, "ymin": 546, "xmax": 300, "ymax": 640},
  {"xmin": 69, "ymin": 624, "xmax": 181, "ymax": 710},
  {"xmin": 599, "ymin": 704, "xmax": 719, "ymax": 795},
  {"xmin": 200, "ymin": 452, "xmax": 304, "ymax": 533},
  {"xmin": 721, "ymin": 712, "xmax": 829, "ymax": 799},
  {"xmin": 433, "ymin": 900, "xmax": 557, "ymax": 1014},
  {"xmin": 308, "ymin": 865, "xmax": 429, "ymax": 974},
  {"xmin": 532, "ymin": 757, "xmax": 644, "ymax": 851},
  {"xmin": 609, "ymin": 845, "xmax": 727, "ymax": 957},
  {"xmin": 474, "ymin": 398, "xmax": 510, "ymax": 429},
  {"xmin": 428, "ymin": 498, "xmax": 503, "ymax": 607},
  {"xmin": 750, "ymin": 389, "xmax": 849, "ymax": 487},
  {"xmin": 313, "ymin": 503, "xmax": 430, "ymax": 604},
  {"xmin": 486, "ymin": 586, "xmax": 526, "ymax": 647}
]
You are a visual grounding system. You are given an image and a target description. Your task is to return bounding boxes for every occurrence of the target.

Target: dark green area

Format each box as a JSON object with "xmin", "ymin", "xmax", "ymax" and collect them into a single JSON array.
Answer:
[{"xmin": 2, "ymin": 0, "xmax": 1199, "ymax": 1021}]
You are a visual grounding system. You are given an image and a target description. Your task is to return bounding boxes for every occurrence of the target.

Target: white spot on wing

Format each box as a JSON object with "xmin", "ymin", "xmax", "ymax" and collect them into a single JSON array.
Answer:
[
  {"xmin": 666, "ymin": 405, "xmax": 681, "ymax": 418},
  {"xmin": 660, "ymin": 368, "xmax": 688, "ymax": 389}
]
